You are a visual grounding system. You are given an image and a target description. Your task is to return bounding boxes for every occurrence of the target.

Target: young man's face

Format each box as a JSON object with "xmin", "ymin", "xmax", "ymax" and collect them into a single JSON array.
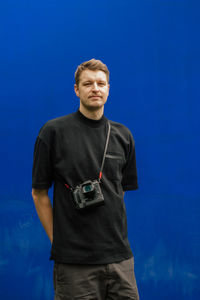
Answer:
[{"xmin": 74, "ymin": 70, "xmax": 110, "ymax": 111}]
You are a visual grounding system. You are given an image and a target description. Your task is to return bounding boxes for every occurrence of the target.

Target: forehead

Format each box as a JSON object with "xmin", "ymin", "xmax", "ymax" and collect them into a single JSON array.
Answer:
[{"xmin": 79, "ymin": 69, "xmax": 107, "ymax": 83}]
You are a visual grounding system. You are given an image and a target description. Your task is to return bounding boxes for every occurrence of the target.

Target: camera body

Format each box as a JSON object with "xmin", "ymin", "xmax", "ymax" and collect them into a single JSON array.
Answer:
[{"xmin": 72, "ymin": 180, "xmax": 104, "ymax": 210}]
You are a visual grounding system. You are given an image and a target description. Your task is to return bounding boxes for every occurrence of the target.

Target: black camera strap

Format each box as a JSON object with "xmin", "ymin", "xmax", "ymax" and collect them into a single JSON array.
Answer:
[{"xmin": 59, "ymin": 121, "xmax": 111, "ymax": 191}]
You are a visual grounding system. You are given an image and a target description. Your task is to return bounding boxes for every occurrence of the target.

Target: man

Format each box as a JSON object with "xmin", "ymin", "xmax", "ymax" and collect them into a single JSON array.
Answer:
[{"xmin": 32, "ymin": 59, "xmax": 139, "ymax": 299}]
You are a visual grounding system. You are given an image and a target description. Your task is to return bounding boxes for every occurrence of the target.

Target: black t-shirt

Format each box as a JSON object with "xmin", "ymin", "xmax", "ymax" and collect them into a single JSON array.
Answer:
[{"xmin": 32, "ymin": 110, "xmax": 138, "ymax": 264}]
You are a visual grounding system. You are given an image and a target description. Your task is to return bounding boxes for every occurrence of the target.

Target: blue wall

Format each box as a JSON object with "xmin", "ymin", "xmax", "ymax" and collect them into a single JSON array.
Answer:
[{"xmin": 0, "ymin": 1, "xmax": 199, "ymax": 299}]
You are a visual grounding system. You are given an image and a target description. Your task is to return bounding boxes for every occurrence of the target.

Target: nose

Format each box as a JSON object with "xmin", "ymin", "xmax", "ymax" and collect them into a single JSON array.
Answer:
[{"xmin": 92, "ymin": 82, "xmax": 99, "ymax": 91}]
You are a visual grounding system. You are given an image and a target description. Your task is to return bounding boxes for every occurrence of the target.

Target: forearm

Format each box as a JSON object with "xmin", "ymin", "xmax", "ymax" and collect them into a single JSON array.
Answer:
[{"xmin": 32, "ymin": 189, "xmax": 53, "ymax": 244}]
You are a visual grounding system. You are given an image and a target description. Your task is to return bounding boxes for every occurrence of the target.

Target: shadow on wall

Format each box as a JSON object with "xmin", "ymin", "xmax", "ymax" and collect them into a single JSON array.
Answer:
[
  {"xmin": 126, "ymin": 193, "xmax": 200, "ymax": 300},
  {"xmin": 0, "ymin": 197, "xmax": 54, "ymax": 300}
]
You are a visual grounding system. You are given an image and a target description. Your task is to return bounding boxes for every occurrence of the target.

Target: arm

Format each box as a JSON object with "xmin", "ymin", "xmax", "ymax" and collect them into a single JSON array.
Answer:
[{"xmin": 32, "ymin": 188, "xmax": 53, "ymax": 244}]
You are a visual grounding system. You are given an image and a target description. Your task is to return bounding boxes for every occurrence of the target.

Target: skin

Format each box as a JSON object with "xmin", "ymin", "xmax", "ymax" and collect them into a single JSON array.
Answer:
[
  {"xmin": 32, "ymin": 188, "xmax": 53, "ymax": 244},
  {"xmin": 74, "ymin": 69, "xmax": 110, "ymax": 120},
  {"xmin": 32, "ymin": 68, "xmax": 124, "ymax": 244}
]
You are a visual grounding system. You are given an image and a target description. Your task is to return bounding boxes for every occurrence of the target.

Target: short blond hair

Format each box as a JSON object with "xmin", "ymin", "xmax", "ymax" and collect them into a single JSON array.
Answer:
[{"xmin": 75, "ymin": 59, "xmax": 110, "ymax": 86}]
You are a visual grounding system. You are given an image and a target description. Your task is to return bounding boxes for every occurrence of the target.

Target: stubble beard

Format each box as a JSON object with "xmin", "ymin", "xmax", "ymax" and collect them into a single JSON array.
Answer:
[{"xmin": 80, "ymin": 98, "xmax": 105, "ymax": 112}]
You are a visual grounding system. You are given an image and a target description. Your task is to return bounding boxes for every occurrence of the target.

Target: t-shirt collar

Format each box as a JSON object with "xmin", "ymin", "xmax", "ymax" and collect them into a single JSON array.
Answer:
[{"xmin": 75, "ymin": 110, "xmax": 107, "ymax": 128}]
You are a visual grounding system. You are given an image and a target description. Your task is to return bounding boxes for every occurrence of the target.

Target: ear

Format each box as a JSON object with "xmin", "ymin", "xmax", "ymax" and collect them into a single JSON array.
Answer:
[
  {"xmin": 74, "ymin": 84, "xmax": 79, "ymax": 97},
  {"xmin": 107, "ymin": 83, "xmax": 110, "ymax": 96}
]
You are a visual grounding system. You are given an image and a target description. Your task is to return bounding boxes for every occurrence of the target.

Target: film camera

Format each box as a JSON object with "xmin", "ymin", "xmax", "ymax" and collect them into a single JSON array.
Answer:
[{"xmin": 72, "ymin": 180, "xmax": 104, "ymax": 210}]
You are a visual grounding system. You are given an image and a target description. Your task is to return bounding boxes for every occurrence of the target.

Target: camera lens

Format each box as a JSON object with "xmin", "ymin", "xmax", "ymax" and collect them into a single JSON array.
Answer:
[{"xmin": 84, "ymin": 185, "xmax": 92, "ymax": 192}]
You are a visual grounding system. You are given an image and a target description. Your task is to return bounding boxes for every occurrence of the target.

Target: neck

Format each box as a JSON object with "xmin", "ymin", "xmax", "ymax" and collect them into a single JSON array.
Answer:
[{"xmin": 79, "ymin": 105, "xmax": 104, "ymax": 120}]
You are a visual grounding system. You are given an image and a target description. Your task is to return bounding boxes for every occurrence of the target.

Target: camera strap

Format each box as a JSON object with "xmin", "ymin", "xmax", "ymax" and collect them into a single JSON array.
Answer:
[
  {"xmin": 98, "ymin": 121, "xmax": 111, "ymax": 183},
  {"xmin": 58, "ymin": 121, "xmax": 111, "ymax": 191}
]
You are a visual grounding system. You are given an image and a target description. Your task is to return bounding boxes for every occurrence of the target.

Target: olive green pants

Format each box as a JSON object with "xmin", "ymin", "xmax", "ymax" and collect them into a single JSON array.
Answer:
[{"xmin": 53, "ymin": 257, "xmax": 139, "ymax": 300}]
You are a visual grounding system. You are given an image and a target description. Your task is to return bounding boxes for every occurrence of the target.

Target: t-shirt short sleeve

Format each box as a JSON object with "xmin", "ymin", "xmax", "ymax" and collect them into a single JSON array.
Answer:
[
  {"xmin": 121, "ymin": 131, "xmax": 138, "ymax": 191},
  {"xmin": 32, "ymin": 126, "xmax": 54, "ymax": 189}
]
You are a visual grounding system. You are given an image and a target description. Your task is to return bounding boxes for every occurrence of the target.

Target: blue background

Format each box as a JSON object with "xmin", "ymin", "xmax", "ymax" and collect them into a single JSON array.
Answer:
[{"xmin": 0, "ymin": 0, "xmax": 199, "ymax": 299}]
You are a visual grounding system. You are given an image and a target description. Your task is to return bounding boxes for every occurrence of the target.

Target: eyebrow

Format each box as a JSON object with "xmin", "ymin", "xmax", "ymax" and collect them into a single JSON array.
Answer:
[{"xmin": 82, "ymin": 79, "xmax": 107, "ymax": 83}]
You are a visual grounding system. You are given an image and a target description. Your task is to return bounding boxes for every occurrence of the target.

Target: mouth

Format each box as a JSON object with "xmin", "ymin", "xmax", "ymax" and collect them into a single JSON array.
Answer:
[{"xmin": 89, "ymin": 95, "xmax": 101, "ymax": 98}]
